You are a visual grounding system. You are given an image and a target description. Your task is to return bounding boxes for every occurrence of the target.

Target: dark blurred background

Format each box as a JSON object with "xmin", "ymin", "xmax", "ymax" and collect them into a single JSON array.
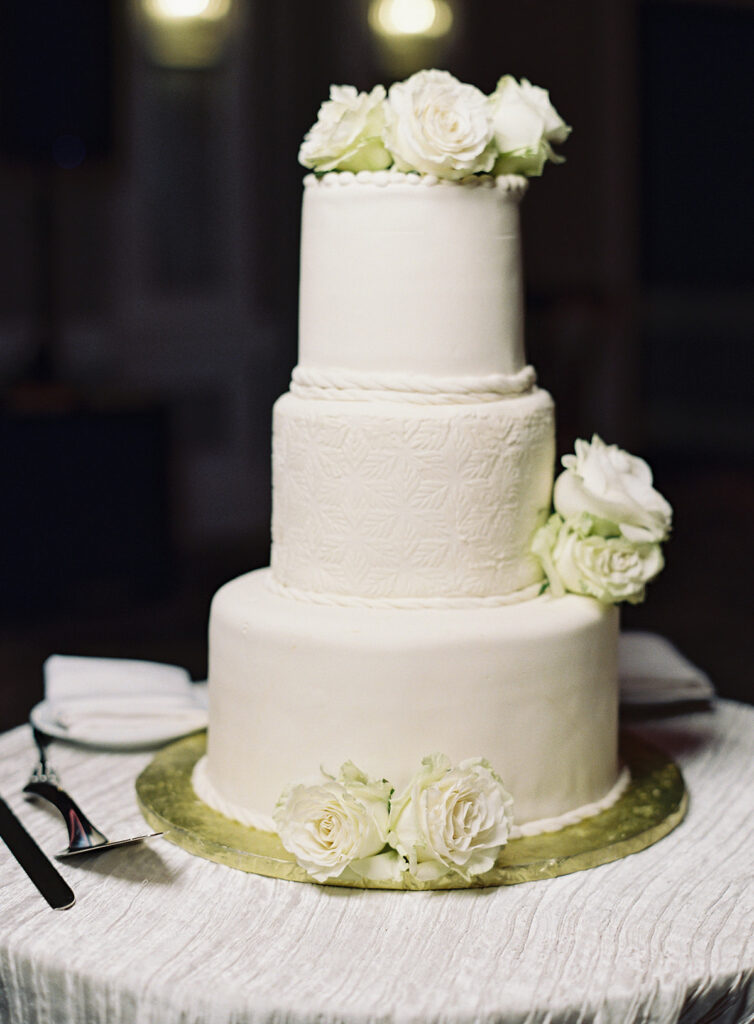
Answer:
[{"xmin": 0, "ymin": 0, "xmax": 752, "ymax": 730}]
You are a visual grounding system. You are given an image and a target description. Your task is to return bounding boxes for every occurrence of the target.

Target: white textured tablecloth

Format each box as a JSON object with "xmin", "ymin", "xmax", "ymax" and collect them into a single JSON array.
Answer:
[{"xmin": 1, "ymin": 700, "xmax": 753, "ymax": 1024}]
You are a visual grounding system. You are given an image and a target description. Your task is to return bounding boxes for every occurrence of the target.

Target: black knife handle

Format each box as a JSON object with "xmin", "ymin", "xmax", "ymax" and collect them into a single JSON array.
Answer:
[{"xmin": 0, "ymin": 796, "xmax": 75, "ymax": 910}]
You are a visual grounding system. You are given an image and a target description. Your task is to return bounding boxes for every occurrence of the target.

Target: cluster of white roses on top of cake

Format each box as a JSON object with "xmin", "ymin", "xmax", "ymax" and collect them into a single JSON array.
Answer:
[
  {"xmin": 273, "ymin": 755, "xmax": 514, "ymax": 884},
  {"xmin": 532, "ymin": 436, "xmax": 673, "ymax": 605},
  {"xmin": 299, "ymin": 69, "xmax": 570, "ymax": 180}
]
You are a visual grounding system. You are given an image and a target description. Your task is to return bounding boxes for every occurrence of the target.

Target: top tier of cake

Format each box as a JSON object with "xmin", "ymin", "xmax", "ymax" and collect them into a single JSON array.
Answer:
[{"xmin": 298, "ymin": 170, "xmax": 529, "ymax": 381}]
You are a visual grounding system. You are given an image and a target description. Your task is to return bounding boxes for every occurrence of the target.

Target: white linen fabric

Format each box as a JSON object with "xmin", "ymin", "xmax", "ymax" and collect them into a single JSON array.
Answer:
[
  {"xmin": 38, "ymin": 655, "xmax": 208, "ymax": 746},
  {"xmin": 0, "ymin": 699, "xmax": 752, "ymax": 1024},
  {"xmin": 44, "ymin": 655, "xmax": 194, "ymax": 701},
  {"xmin": 618, "ymin": 632, "xmax": 716, "ymax": 704}
]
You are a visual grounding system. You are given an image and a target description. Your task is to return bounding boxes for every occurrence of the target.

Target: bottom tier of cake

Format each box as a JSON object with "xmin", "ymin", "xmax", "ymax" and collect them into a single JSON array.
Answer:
[{"xmin": 200, "ymin": 569, "xmax": 620, "ymax": 832}]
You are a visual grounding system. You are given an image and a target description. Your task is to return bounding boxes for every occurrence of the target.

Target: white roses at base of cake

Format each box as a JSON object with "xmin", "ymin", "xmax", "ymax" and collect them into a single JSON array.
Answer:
[
  {"xmin": 273, "ymin": 755, "xmax": 514, "ymax": 884},
  {"xmin": 533, "ymin": 436, "xmax": 673, "ymax": 605},
  {"xmin": 299, "ymin": 70, "xmax": 570, "ymax": 180}
]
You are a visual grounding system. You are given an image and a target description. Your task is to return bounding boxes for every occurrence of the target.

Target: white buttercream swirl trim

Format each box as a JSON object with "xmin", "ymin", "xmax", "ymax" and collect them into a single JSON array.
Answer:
[
  {"xmin": 192, "ymin": 756, "xmax": 631, "ymax": 841},
  {"xmin": 290, "ymin": 365, "xmax": 537, "ymax": 404},
  {"xmin": 266, "ymin": 574, "xmax": 543, "ymax": 609},
  {"xmin": 303, "ymin": 170, "xmax": 528, "ymax": 194}
]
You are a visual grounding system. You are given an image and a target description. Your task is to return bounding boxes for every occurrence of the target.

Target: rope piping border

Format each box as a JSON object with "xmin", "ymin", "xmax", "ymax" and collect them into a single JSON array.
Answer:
[{"xmin": 290, "ymin": 365, "xmax": 537, "ymax": 405}]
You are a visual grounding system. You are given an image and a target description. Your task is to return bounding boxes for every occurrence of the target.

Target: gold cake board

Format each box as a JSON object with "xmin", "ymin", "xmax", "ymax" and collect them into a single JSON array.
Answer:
[{"xmin": 135, "ymin": 732, "xmax": 687, "ymax": 890}]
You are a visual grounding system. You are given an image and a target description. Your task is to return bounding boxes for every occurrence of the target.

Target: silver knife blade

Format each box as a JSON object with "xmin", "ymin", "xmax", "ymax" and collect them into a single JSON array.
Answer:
[{"xmin": 0, "ymin": 795, "xmax": 75, "ymax": 910}]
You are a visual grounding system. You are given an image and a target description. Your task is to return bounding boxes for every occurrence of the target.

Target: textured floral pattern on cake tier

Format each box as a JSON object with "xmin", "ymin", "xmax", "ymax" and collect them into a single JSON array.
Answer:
[{"xmin": 271, "ymin": 393, "xmax": 554, "ymax": 601}]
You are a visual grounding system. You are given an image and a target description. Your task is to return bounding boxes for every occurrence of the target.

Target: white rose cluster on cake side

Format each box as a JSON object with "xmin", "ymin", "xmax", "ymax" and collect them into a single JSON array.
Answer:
[
  {"xmin": 194, "ymin": 70, "xmax": 671, "ymax": 886},
  {"xmin": 532, "ymin": 435, "xmax": 672, "ymax": 605}
]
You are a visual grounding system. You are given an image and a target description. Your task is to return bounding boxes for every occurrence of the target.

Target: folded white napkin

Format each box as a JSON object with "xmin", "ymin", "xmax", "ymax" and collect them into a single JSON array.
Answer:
[
  {"xmin": 42, "ymin": 655, "xmax": 208, "ymax": 745},
  {"xmin": 618, "ymin": 632, "xmax": 715, "ymax": 705}
]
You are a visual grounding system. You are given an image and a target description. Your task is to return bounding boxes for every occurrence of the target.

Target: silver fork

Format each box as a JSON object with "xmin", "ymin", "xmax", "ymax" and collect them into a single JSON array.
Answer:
[{"xmin": 23, "ymin": 727, "xmax": 162, "ymax": 858}]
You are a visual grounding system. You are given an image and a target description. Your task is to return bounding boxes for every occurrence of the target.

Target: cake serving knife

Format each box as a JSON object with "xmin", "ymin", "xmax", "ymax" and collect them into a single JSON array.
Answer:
[
  {"xmin": 0, "ymin": 794, "xmax": 75, "ymax": 909},
  {"xmin": 23, "ymin": 728, "xmax": 162, "ymax": 857}
]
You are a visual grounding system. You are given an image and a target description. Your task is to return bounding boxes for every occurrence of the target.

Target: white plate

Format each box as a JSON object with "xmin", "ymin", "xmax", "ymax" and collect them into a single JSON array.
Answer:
[{"xmin": 29, "ymin": 697, "xmax": 208, "ymax": 752}]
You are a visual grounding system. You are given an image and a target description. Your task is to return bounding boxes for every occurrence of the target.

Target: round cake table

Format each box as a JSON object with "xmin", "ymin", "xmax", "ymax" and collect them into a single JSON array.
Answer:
[{"xmin": 0, "ymin": 700, "xmax": 752, "ymax": 1024}]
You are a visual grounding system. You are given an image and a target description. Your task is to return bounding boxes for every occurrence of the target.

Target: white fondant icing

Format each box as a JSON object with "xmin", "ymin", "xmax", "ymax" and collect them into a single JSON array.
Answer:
[
  {"xmin": 205, "ymin": 570, "xmax": 620, "ymax": 828},
  {"xmin": 509, "ymin": 767, "xmax": 631, "ymax": 838},
  {"xmin": 271, "ymin": 389, "xmax": 555, "ymax": 600},
  {"xmin": 192, "ymin": 756, "xmax": 276, "ymax": 833},
  {"xmin": 202, "ymin": 167, "xmax": 625, "ymax": 852},
  {"xmin": 299, "ymin": 174, "xmax": 527, "ymax": 378}
]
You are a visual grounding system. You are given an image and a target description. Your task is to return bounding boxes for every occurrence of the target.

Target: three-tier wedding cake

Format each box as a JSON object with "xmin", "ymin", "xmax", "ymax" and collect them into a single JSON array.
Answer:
[{"xmin": 193, "ymin": 72, "xmax": 672, "ymax": 885}]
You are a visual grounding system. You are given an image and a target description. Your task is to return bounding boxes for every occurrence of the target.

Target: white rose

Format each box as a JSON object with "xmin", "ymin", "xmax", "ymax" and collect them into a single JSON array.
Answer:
[
  {"xmin": 298, "ymin": 84, "xmax": 392, "ymax": 173},
  {"xmin": 384, "ymin": 69, "xmax": 496, "ymax": 180},
  {"xmin": 551, "ymin": 518, "xmax": 665, "ymax": 605},
  {"xmin": 531, "ymin": 512, "xmax": 568, "ymax": 598},
  {"xmin": 489, "ymin": 75, "xmax": 570, "ymax": 176},
  {"xmin": 518, "ymin": 78, "xmax": 571, "ymax": 144},
  {"xmin": 273, "ymin": 762, "xmax": 394, "ymax": 882},
  {"xmin": 387, "ymin": 754, "xmax": 514, "ymax": 881},
  {"xmin": 554, "ymin": 435, "xmax": 673, "ymax": 544}
]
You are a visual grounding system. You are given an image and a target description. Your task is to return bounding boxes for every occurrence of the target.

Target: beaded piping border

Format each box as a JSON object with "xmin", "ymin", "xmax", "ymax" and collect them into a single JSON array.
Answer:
[
  {"xmin": 303, "ymin": 169, "xmax": 529, "ymax": 194},
  {"xmin": 289, "ymin": 365, "xmax": 537, "ymax": 404}
]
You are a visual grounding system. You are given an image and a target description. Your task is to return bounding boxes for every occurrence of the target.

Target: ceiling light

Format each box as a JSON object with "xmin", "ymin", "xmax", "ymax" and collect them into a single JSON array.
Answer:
[{"xmin": 369, "ymin": 0, "xmax": 453, "ymax": 40}]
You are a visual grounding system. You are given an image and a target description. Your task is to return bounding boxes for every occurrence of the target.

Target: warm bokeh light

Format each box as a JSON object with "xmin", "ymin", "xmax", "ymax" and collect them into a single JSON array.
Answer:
[
  {"xmin": 143, "ymin": 0, "xmax": 230, "ymax": 23},
  {"xmin": 369, "ymin": 0, "xmax": 453, "ymax": 39},
  {"xmin": 139, "ymin": 0, "xmax": 233, "ymax": 66}
]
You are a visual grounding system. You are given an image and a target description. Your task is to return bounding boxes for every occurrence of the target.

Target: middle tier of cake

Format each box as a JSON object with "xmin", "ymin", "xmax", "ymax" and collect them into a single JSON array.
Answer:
[{"xmin": 271, "ymin": 386, "xmax": 555, "ymax": 601}]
